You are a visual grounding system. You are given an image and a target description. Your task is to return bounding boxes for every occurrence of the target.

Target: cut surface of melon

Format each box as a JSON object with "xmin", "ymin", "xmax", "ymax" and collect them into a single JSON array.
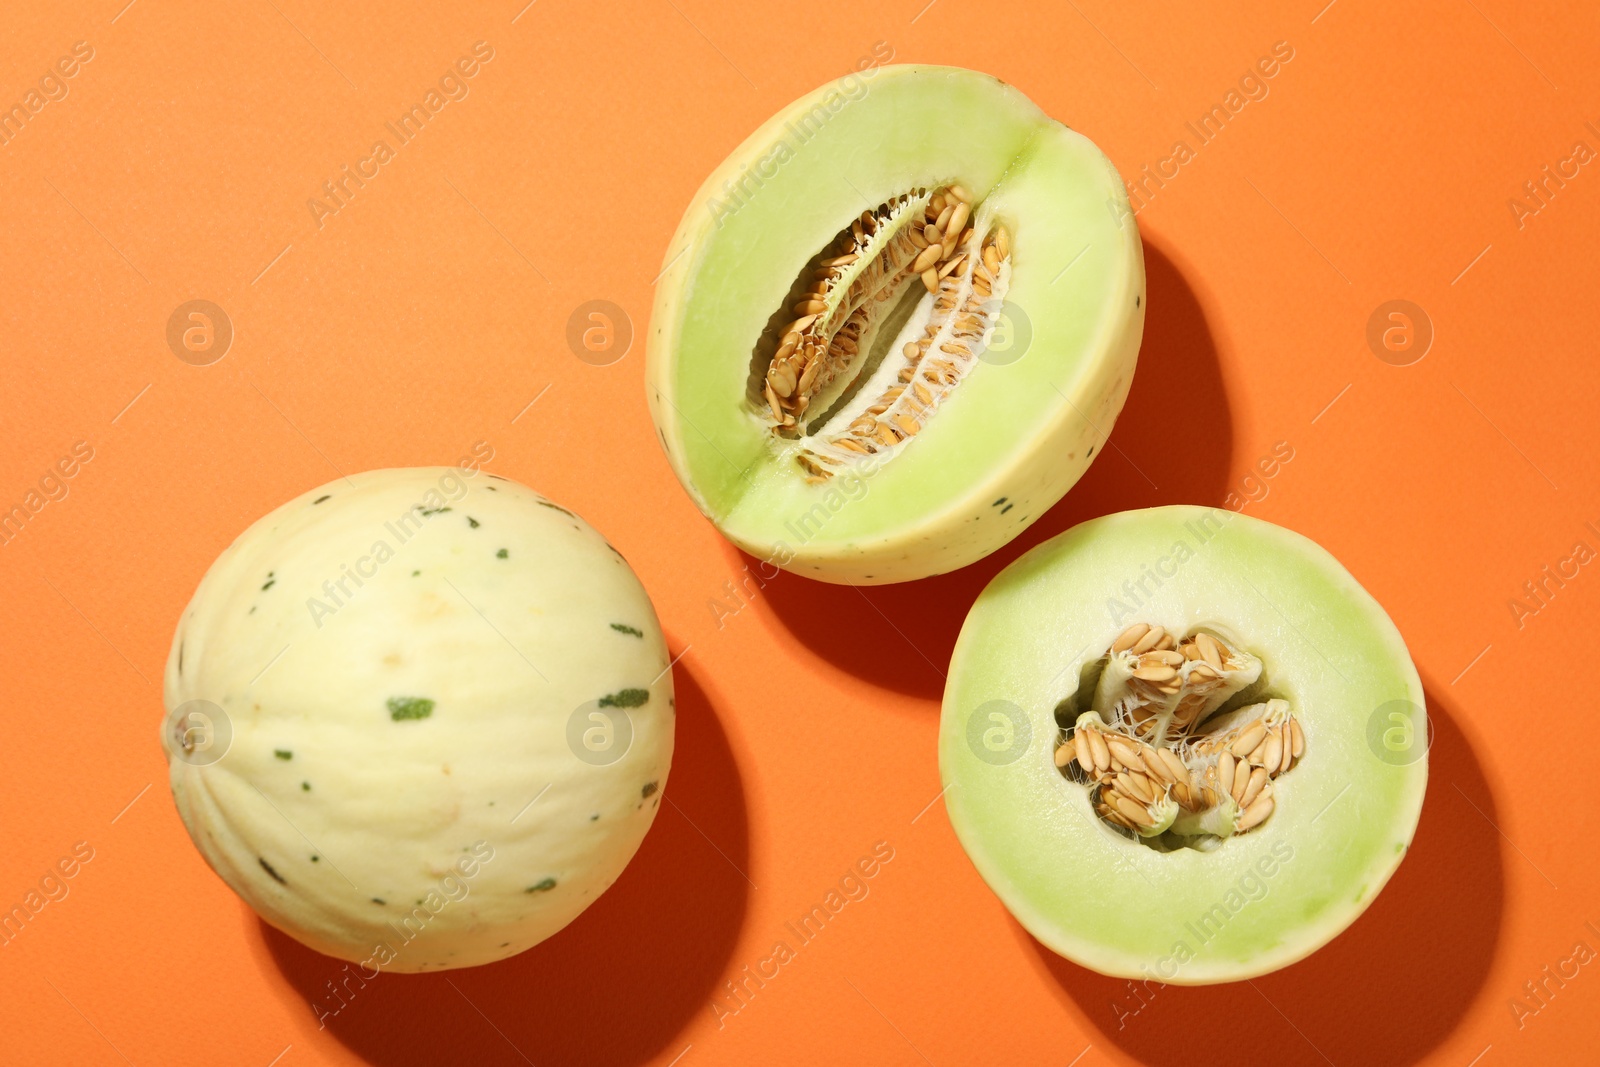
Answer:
[
  {"xmin": 648, "ymin": 65, "xmax": 1144, "ymax": 583},
  {"xmin": 939, "ymin": 506, "xmax": 1427, "ymax": 983}
]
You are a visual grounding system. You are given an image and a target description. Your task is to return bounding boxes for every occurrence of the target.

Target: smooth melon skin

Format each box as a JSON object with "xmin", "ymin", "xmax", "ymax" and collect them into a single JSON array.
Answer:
[
  {"xmin": 647, "ymin": 65, "xmax": 1144, "ymax": 584},
  {"xmin": 163, "ymin": 468, "xmax": 673, "ymax": 972},
  {"xmin": 939, "ymin": 506, "xmax": 1427, "ymax": 984}
]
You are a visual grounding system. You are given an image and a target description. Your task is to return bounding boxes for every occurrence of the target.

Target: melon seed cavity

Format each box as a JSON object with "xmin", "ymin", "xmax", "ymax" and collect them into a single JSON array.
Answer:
[
  {"xmin": 1054, "ymin": 623, "xmax": 1305, "ymax": 844},
  {"xmin": 754, "ymin": 184, "xmax": 1012, "ymax": 480}
]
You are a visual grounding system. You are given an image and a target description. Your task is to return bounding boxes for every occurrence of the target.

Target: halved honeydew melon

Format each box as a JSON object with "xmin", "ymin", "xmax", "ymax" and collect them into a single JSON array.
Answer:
[
  {"xmin": 648, "ymin": 65, "xmax": 1144, "ymax": 584},
  {"xmin": 939, "ymin": 506, "xmax": 1427, "ymax": 983}
]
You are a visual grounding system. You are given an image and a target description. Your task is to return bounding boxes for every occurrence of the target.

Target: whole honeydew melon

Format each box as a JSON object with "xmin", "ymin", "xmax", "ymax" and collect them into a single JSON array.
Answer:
[
  {"xmin": 940, "ymin": 506, "xmax": 1427, "ymax": 983},
  {"xmin": 163, "ymin": 467, "xmax": 673, "ymax": 972},
  {"xmin": 648, "ymin": 64, "xmax": 1144, "ymax": 584}
]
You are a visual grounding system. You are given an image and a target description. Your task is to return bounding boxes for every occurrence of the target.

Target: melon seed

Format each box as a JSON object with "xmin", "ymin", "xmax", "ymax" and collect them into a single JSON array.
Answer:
[
  {"xmin": 1062, "ymin": 625, "xmax": 1306, "ymax": 841},
  {"xmin": 755, "ymin": 185, "xmax": 1014, "ymax": 479}
]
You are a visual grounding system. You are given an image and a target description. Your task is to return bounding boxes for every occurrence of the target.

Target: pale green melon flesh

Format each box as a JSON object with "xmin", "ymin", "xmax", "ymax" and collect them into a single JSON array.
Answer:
[
  {"xmin": 647, "ymin": 66, "xmax": 1143, "ymax": 583},
  {"xmin": 939, "ymin": 506, "xmax": 1427, "ymax": 983}
]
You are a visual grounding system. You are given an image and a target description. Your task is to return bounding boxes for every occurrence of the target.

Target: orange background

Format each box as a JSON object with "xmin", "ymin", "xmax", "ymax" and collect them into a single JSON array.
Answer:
[{"xmin": 3, "ymin": 1, "xmax": 1597, "ymax": 1064}]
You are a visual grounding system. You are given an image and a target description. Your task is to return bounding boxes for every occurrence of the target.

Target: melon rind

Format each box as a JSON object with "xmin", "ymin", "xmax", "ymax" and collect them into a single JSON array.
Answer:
[
  {"xmin": 164, "ymin": 468, "xmax": 673, "ymax": 971},
  {"xmin": 647, "ymin": 65, "xmax": 1144, "ymax": 584},
  {"xmin": 939, "ymin": 506, "xmax": 1427, "ymax": 983}
]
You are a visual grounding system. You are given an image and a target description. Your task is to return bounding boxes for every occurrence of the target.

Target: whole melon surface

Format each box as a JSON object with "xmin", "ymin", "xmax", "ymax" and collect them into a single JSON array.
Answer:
[{"xmin": 163, "ymin": 467, "xmax": 673, "ymax": 972}]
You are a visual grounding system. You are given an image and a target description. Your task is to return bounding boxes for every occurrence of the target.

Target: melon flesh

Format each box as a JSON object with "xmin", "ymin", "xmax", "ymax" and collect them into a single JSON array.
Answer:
[
  {"xmin": 939, "ymin": 506, "xmax": 1427, "ymax": 983},
  {"xmin": 647, "ymin": 65, "xmax": 1144, "ymax": 583}
]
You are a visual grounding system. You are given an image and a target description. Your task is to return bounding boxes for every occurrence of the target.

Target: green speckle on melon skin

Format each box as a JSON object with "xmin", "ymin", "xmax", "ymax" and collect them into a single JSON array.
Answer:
[
  {"xmin": 258, "ymin": 857, "xmax": 287, "ymax": 886},
  {"xmin": 939, "ymin": 506, "xmax": 1426, "ymax": 984},
  {"xmin": 387, "ymin": 696, "xmax": 435, "ymax": 722}
]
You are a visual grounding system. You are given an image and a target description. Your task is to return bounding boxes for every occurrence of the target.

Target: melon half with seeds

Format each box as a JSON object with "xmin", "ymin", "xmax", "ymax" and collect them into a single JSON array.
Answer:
[
  {"xmin": 162, "ymin": 468, "xmax": 673, "ymax": 972},
  {"xmin": 939, "ymin": 506, "xmax": 1427, "ymax": 983},
  {"xmin": 647, "ymin": 65, "xmax": 1144, "ymax": 583}
]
